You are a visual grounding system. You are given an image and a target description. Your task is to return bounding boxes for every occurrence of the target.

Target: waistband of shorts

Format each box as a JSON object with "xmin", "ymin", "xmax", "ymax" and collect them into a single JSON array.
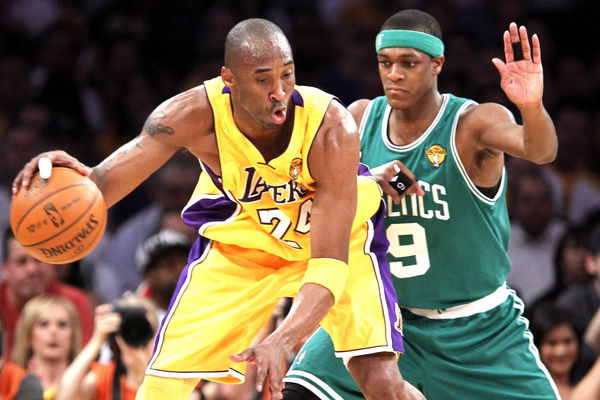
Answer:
[{"xmin": 403, "ymin": 284, "xmax": 510, "ymax": 319}]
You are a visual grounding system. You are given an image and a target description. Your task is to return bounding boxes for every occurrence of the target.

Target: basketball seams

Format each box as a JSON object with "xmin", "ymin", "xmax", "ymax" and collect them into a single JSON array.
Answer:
[
  {"xmin": 11, "ymin": 167, "xmax": 107, "ymax": 264},
  {"xmin": 13, "ymin": 182, "xmax": 91, "ymax": 235},
  {"xmin": 21, "ymin": 188, "xmax": 102, "ymax": 247}
]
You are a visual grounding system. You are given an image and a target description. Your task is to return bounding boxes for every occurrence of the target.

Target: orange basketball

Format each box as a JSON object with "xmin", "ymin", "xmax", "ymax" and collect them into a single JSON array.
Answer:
[{"xmin": 10, "ymin": 167, "xmax": 107, "ymax": 264}]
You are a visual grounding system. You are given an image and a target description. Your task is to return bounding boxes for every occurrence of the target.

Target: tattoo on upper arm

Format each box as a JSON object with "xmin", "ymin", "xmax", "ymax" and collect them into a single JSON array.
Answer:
[{"xmin": 144, "ymin": 111, "xmax": 175, "ymax": 137}]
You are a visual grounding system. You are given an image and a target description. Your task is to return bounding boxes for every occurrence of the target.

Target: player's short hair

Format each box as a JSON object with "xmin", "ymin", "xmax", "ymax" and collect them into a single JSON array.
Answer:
[
  {"xmin": 381, "ymin": 9, "xmax": 442, "ymax": 40},
  {"xmin": 224, "ymin": 18, "xmax": 291, "ymax": 69}
]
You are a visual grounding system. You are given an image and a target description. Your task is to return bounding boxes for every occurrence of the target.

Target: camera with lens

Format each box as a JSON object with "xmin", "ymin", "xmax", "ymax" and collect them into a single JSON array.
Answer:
[{"xmin": 112, "ymin": 304, "xmax": 154, "ymax": 348}]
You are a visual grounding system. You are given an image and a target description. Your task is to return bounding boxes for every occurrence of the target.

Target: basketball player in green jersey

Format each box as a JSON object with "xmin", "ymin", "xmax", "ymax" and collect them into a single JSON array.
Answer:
[{"xmin": 283, "ymin": 9, "xmax": 560, "ymax": 400}]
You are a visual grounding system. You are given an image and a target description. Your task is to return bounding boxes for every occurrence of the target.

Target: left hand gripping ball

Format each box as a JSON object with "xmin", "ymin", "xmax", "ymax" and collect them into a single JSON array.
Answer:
[{"xmin": 10, "ymin": 167, "xmax": 107, "ymax": 264}]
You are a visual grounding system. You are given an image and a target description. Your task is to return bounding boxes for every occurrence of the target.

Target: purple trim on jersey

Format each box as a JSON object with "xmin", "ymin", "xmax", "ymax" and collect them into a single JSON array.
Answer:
[
  {"xmin": 153, "ymin": 235, "xmax": 212, "ymax": 355},
  {"xmin": 370, "ymin": 201, "xmax": 404, "ymax": 352},
  {"xmin": 358, "ymin": 163, "xmax": 371, "ymax": 176},
  {"xmin": 181, "ymin": 193, "xmax": 237, "ymax": 230},
  {"xmin": 360, "ymin": 162, "xmax": 404, "ymax": 350},
  {"xmin": 291, "ymin": 89, "xmax": 303, "ymax": 107},
  {"xmin": 222, "ymin": 86, "xmax": 231, "ymax": 94},
  {"xmin": 199, "ymin": 161, "xmax": 224, "ymax": 190}
]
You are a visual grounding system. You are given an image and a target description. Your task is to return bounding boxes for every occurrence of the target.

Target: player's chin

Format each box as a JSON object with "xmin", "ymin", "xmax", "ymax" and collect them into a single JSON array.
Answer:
[
  {"xmin": 261, "ymin": 121, "xmax": 282, "ymax": 130},
  {"xmin": 263, "ymin": 118, "xmax": 286, "ymax": 130},
  {"xmin": 386, "ymin": 95, "xmax": 413, "ymax": 110}
]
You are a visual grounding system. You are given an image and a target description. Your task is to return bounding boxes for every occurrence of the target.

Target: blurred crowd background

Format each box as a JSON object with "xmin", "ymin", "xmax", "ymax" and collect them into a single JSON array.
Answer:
[{"xmin": 1, "ymin": 0, "xmax": 600, "ymax": 399}]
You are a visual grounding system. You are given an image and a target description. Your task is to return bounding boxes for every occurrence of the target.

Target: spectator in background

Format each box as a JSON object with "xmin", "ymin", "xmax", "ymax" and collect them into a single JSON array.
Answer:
[
  {"xmin": 508, "ymin": 167, "xmax": 566, "ymax": 306},
  {"xmin": 55, "ymin": 295, "xmax": 159, "ymax": 400},
  {"xmin": 157, "ymin": 210, "xmax": 197, "ymax": 242},
  {"xmin": 0, "ymin": 226, "xmax": 93, "ymax": 362},
  {"xmin": 544, "ymin": 106, "xmax": 600, "ymax": 225},
  {"xmin": 556, "ymin": 224, "xmax": 600, "ymax": 336},
  {"xmin": 135, "ymin": 229, "xmax": 192, "ymax": 321},
  {"xmin": 530, "ymin": 303, "xmax": 592, "ymax": 400},
  {"xmin": 0, "ymin": 317, "xmax": 41, "ymax": 400},
  {"xmin": 0, "ymin": 123, "xmax": 51, "ymax": 268},
  {"xmin": 12, "ymin": 296, "xmax": 81, "ymax": 399},
  {"xmin": 529, "ymin": 225, "xmax": 593, "ymax": 317}
]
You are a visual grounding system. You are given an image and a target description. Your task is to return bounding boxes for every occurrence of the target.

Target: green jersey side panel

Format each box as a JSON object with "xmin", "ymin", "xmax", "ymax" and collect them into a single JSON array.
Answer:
[{"xmin": 359, "ymin": 94, "xmax": 511, "ymax": 309}]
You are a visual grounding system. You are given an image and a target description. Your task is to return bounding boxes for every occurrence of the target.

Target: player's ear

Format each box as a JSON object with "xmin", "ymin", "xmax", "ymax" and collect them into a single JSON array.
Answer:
[
  {"xmin": 432, "ymin": 55, "xmax": 445, "ymax": 75},
  {"xmin": 221, "ymin": 66, "xmax": 234, "ymax": 87}
]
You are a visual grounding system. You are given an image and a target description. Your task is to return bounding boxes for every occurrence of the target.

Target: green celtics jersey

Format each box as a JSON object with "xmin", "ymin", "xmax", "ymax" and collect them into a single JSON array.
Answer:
[{"xmin": 360, "ymin": 94, "xmax": 511, "ymax": 309}]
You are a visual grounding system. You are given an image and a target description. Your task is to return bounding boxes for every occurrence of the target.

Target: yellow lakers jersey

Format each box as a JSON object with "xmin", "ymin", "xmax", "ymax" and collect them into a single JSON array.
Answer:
[{"xmin": 181, "ymin": 77, "xmax": 381, "ymax": 261}]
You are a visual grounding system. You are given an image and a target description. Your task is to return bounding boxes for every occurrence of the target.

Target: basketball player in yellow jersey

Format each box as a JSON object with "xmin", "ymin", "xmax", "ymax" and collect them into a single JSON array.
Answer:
[{"xmin": 13, "ymin": 19, "xmax": 424, "ymax": 400}]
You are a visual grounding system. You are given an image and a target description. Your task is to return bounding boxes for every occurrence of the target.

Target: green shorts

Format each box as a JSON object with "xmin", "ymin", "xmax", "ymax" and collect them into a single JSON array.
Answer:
[{"xmin": 284, "ymin": 292, "xmax": 560, "ymax": 400}]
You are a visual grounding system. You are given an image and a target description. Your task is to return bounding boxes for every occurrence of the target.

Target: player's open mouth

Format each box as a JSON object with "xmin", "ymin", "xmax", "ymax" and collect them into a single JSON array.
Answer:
[{"xmin": 272, "ymin": 107, "xmax": 287, "ymax": 124}]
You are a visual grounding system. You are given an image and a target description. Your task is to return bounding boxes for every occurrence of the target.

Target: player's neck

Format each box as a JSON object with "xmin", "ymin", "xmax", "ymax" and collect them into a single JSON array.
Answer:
[
  {"xmin": 237, "ymin": 109, "xmax": 295, "ymax": 163},
  {"xmin": 388, "ymin": 90, "xmax": 443, "ymax": 146}
]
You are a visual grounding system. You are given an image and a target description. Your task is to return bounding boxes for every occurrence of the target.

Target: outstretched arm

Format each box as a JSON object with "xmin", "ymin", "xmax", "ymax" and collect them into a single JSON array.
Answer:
[
  {"xmin": 12, "ymin": 86, "xmax": 213, "ymax": 207},
  {"xmin": 476, "ymin": 23, "xmax": 557, "ymax": 164}
]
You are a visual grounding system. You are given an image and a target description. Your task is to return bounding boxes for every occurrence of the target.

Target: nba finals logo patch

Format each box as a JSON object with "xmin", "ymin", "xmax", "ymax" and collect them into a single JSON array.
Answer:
[
  {"xmin": 425, "ymin": 144, "xmax": 447, "ymax": 168},
  {"xmin": 289, "ymin": 158, "xmax": 302, "ymax": 180}
]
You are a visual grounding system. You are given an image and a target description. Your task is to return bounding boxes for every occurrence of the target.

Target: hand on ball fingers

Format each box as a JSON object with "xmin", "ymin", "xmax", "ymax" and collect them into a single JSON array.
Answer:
[
  {"xmin": 10, "ymin": 167, "xmax": 107, "ymax": 263},
  {"xmin": 13, "ymin": 151, "xmax": 91, "ymax": 194}
]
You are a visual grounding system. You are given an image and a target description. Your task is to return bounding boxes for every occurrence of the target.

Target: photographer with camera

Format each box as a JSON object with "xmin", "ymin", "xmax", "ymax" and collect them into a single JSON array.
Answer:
[{"xmin": 55, "ymin": 295, "xmax": 158, "ymax": 400}]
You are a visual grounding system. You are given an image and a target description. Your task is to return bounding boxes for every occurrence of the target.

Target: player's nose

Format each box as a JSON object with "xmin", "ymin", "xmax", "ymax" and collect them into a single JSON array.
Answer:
[
  {"xmin": 270, "ymin": 80, "xmax": 285, "ymax": 101},
  {"xmin": 389, "ymin": 64, "xmax": 406, "ymax": 81}
]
